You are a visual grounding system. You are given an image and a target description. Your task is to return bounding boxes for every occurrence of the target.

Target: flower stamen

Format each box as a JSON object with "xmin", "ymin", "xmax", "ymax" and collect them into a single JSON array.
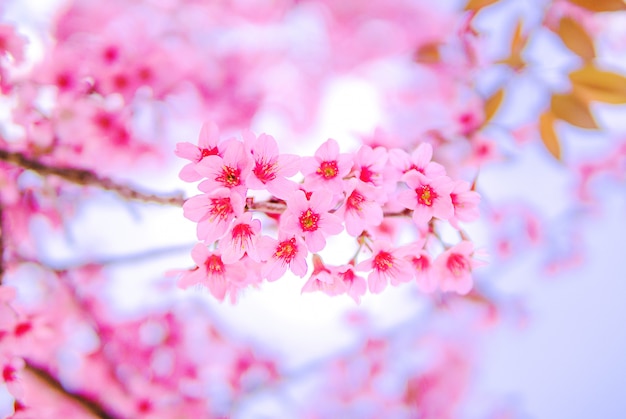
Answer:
[{"xmin": 299, "ymin": 209, "xmax": 320, "ymax": 232}]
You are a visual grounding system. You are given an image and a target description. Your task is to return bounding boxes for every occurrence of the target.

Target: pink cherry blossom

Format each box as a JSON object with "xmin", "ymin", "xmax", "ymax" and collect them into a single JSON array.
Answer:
[
  {"xmin": 258, "ymin": 234, "xmax": 308, "ymax": 281},
  {"xmin": 336, "ymin": 264, "xmax": 367, "ymax": 304},
  {"xmin": 388, "ymin": 143, "xmax": 446, "ymax": 179},
  {"xmin": 301, "ymin": 255, "xmax": 347, "ymax": 297},
  {"xmin": 457, "ymin": 108, "xmax": 483, "ymax": 136},
  {"xmin": 449, "ymin": 180, "xmax": 480, "ymax": 229},
  {"xmin": 0, "ymin": 24, "xmax": 28, "ymax": 64},
  {"xmin": 177, "ymin": 244, "xmax": 245, "ymax": 301},
  {"xmin": 237, "ymin": 256, "xmax": 265, "ymax": 289},
  {"xmin": 1, "ymin": 356, "xmax": 24, "ymax": 399},
  {"xmin": 183, "ymin": 188, "xmax": 245, "ymax": 244},
  {"xmin": 404, "ymin": 344, "xmax": 471, "ymax": 419},
  {"xmin": 398, "ymin": 242, "xmax": 436, "ymax": 293},
  {"xmin": 301, "ymin": 256, "xmax": 367, "ymax": 303},
  {"xmin": 356, "ymin": 241, "xmax": 413, "ymax": 293},
  {"xmin": 335, "ymin": 178, "xmax": 385, "ymax": 237},
  {"xmin": 218, "ymin": 212, "xmax": 262, "ymax": 263},
  {"xmin": 281, "ymin": 189, "xmax": 343, "ymax": 253},
  {"xmin": 243, "ymin": 131, "xmax": 300, "ymax": 199},
  {"xmin": 300, "ymin": 138, "xmax": 353, "ymax": 194},
  {"xmin": 196, "ymin": 138, "xmax": 251, "ymax": 197},
  {"xmin": 434, "ymin": 241, "xmax": 483, "ymax": 295},
  {"xmin": 33, "ymin": 45, "xmax": 89, "ymax": 95},
  {"xmin": 175, "ymin": 122, "xmax": 225, "ymax": 182},
  {"xmin": 467, "ymin": 135, "xmax": 500, "ymax": 166},
  {"xmin": 398, "ymin": 171, "xmax": 455, "ymax": 226},
  {"xmin": 351, "ymin": 145, "xmax": 388, "ymax": 187}
]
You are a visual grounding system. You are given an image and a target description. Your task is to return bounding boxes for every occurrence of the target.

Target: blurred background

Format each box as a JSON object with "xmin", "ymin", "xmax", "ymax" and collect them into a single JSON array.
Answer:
[{"xmin": 1, "ymin": 0, "xmax": 626, "ymax": 417}]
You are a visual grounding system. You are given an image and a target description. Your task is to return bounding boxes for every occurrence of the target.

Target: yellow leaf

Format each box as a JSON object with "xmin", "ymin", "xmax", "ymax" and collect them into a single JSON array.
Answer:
[
  {"xmin": 557, "ymin": 17, "xmax": 596, "ymax": 61},
  {"xmin": 550, "ymin": 93, "xmax": 598, "ymax": 129},
  {"xmin": 509, "ymin": 19, "xmax": 525, "ymax": 53},
  {"xmin": 539, "ymin": 112, "xmax": 561, "ymax": 160},
  {"xmin": 496, "ymin": 54, "xmax": 525, "ymax": 71},
  {"xmin": 566, "ymin": 0, "xmax": 626, "ymax": 12},
  {"xmin": 496, "ymin": 20, "xmax": 527, "ymax": 71},
  {"xmin": 464, "ymin": 0, "xmax": 500, "ymax": 12},
  {"xmin": 483, "ymin": 88, "xmax": 504, "ymax": 124},
  {"xmin": 569, "ymin": 65, "xmax": 626, "ymax": 104}
]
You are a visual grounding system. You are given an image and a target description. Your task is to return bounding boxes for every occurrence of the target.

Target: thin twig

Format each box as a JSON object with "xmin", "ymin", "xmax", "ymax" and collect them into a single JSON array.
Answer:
[
  {"xmin": 16, "ymin": 242, "xmax": 194, "ymax": 273},
  {"xmin": 0, "ymin": 148, "xmax": 185, "ymax": 206}
]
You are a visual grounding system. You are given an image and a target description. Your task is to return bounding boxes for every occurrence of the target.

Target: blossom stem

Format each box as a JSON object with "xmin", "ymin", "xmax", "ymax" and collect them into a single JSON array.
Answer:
[
  {"xmin": 0, "ymin": 149, "xmax": 185, "ymax": 206},
  {"xmin": 350, "ymin": 241, "xmax": 364, "ymax": 264}
]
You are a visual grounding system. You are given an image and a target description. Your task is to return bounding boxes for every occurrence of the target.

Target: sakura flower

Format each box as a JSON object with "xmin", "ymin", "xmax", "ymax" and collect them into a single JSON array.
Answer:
[
  {"xmin": 335, "ymin": 178, "xmax": 385, "ymax": 237},
  {"xmin": 336, "ymin": 264, "xmax": 367, "ymax": 304},
  {"xmin": 97, "ymin": 65, "xmax": 137, "ymax": 102},
  {"xmin": 1, "ymin": 356, "xmax": 24, "ymax": 399},
  {"xmin": 258, "ymin": 234, "xmax": 308, "ymax": 281},
  {"xmin": 175, "ymin": 122, "xmax": 224, "ymax": 182},
  {"xmin": 243, "ymin": 131, "xmax": 300, "ymax": 199},
  {"xmin": 352, "ymin": 145, "xmax": 388, "ymax": 187},
  {"xmin": 457, "ymin": 108, "xmax": 483, "ymax": 136},
  {"xmin": 467, "ymin": 135, "xmax": 499, "ymax": 166},
  {"xmin": 33, "ymin": 45, "xmax": 87, "ymax": 94},
  {"xmin": 281, "ymin": 189, "xmax": 343, "ymax": 252},
  {"xmin": 388, "ymin": 143, "xmax": 446, "ymax": 179},
  {"xmin": 398, "ymin": 171, "xmax": 454, "ymax": 226},
  {"xmin": 434, "ymin": 241, "xmax": 483, "ymax": 295},
  {"xmin": 356, "ymin": 241, "xmax": 413, "ymax": 293},
  {"xmin": 397, "ymin": 241, "xmax": 436, "ymax": 293},
  {"xmin": 197, "ymin": 138, "xmax": 251, "ymax": 197},
  {"xmin": 449, "ymin": 180, "xmax": 480, "ymax": 229},
  {"xmin": 177, "ymin": 244, "xmax": 245, "ymax": 301},
  {"xmin": 237, "ymin": 256, "xmax": 265, "ymax": 289},
  {"xmin": 0, "ymin": 24, "xmax": 28, "ymax": 64},
  {"xmin": 300, "ymin": 138, "xmax": 352, "ymax": 194},
  {"xmin": 300, "ymin": 256, "xmax": 367, "ymax": 303},
  {"xmin": 183, "ymin": 188, "xmax": 244, "ymax": 244},
  {"xmin": 218, "ymin": 212, "xmax": 262, "ymax": 263},
  {"xmin": 301, "ymin": 255, "xmax": 347, "ymax": 297}
]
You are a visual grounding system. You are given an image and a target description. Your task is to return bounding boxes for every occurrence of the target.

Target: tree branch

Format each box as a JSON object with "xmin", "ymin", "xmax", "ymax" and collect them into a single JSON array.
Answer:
[
  {"xmin": 0, "ymin": 149, "xmax": 185, "ymax": 206},
  {"xmin": 12, "ymin": 242, "xmax": 194, "ymax": 275},
  {"xmin": 24, "ymin": 360, "xmax": 123, "ymax": 419}
]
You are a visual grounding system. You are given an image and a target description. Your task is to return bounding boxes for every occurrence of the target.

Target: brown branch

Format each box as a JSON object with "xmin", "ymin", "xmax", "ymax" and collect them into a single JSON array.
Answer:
[
  {"xmin": 0, "ymin": 148, "xmax": 185, "ymax": 206},
  {"xmin": 24, "ymin": 360, "xmax": 123, "ymax": 419},
  {"xmin": 248, "ymin": 198, "xmax": 413, "ymax": 218},
  {"xmin": 248, "ymin": 199, "xmax": 287, "ymax": 214}
]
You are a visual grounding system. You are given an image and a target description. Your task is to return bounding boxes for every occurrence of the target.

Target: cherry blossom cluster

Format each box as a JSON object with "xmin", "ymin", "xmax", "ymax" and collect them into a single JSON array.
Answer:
[
  {"xmin": 0, "ymin": 265, "xmax": 279, "ymax": 418},
  {"xmin": 176, "ymin": 122, "xmax": 484, "ymax": 302},
  {"xmin": 298, "ymin": 336, "xmax": 474, "ymax": 418}
]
